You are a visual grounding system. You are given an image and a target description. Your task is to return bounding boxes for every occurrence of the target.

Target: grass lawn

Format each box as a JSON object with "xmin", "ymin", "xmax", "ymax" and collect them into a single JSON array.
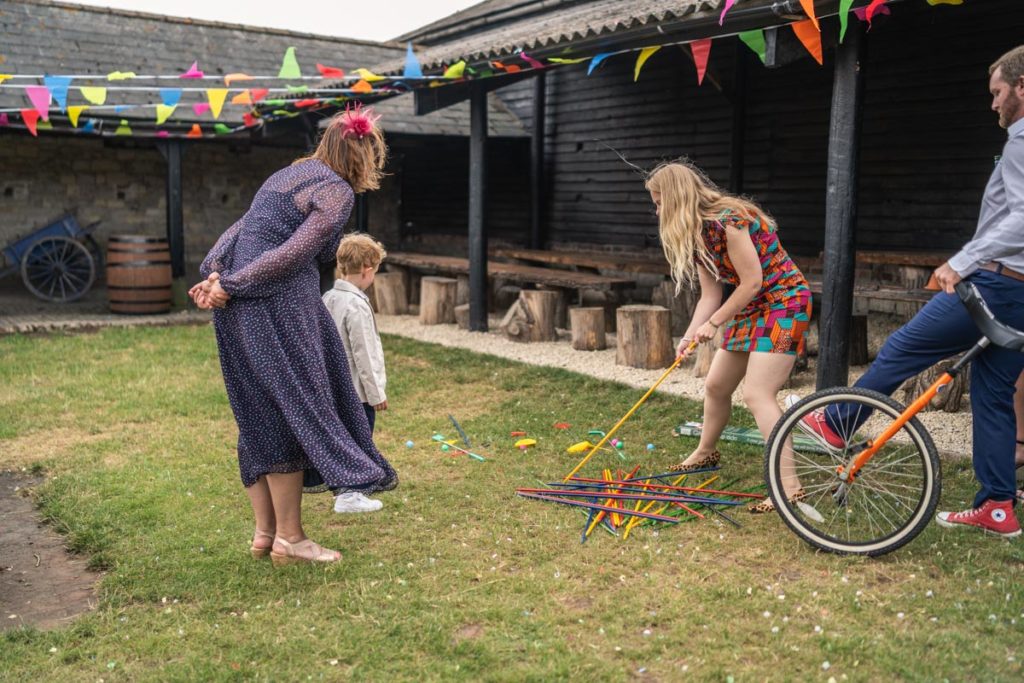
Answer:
[{"xmin": 1, "ymin": 325, "xmax": 1023, "ymax": 681}]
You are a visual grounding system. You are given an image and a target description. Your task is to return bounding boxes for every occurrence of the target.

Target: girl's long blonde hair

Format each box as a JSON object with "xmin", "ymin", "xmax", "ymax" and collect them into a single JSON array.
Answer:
[
  {"xmin": 294, "ymin": 107, "xmax": 388, "ymax": 193},
  {"xmin": 645, "ymin": 160, "xmax": 773, "ymax": 292}
]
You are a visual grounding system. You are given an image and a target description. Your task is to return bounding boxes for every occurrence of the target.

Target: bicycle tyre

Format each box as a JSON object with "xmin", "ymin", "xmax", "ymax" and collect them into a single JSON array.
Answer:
[{"xmin": 765, "ymin": 386, "xmax": 941, "ymax": 557}]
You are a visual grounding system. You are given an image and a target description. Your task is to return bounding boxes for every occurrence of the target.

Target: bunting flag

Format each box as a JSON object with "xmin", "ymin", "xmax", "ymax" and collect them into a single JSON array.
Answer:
[
  {"xmin": 179, "ymin": 61, "xmax": 204, "ymax": 79},
  {"xmin": 798, "ymin": 0, "xmax": 820, "ymax": 31},
  {"xmin": 186, "ymin": 123, "xmax": 203, "ymax": 138},
  {"xmin": 156, "ymin": 131, "xmax": 170, "ymax": 138},
  {"xmin": 231, "ymin": 90, "xmax": 252, "ymax": 105},
  {"xmin": 403, "ymin": 43, "xmax": 422, "ymax": 78},
  {"xmin": 20, "ymin": 109, "xmax": 40, "ymax": 136},
  {"xmin": 159, "ymin": 88, "xmax": 182, "ymax": 107},
  {"xmin": 250, "ymin": 88, "xmax": 269, "ymax": 102},
  {"xmin": 739, "ymin": 30, "xmax": 767, "ymax": 64},
  {"xmin": 277, "ymin": 47, "xmax": 302, "ymax": 79},
  {"xmin": 80, "ymin": 87, "xmax": 107, "ymax": 105},
  {"xmin": 864, "ymin": 0, "xmax": 890, "ymax": 25},
  {"xmin": 633, "ymin": 46, "xmax": 660, "ymax": 81},
  {"xmin": 719, "ymin": 0, "xmax": 737, "ymax": 25},
  {"xmin": 854, "ymin": 3, "xmax": 890, "ymax": 21},
  {"xmin": 927, "ymin": 0, "xmax": 963, "ymax": 4},
  {"xmin": 67, "ymin": 105, "xmax": 87, "ymax": 127},
  {"xmin": 295, "ymin": 98, "xmax": 320, "ymax": 108},
  {"xmin": 791, "ymin": 19, "xmax": 823, "ymax": 65},
  {"xmin": 587, "ymin": 53, "xmax": 613, "ymax": 76},
  {"xmin": 353, "ymin": 68, "xmax": 384, "ymax": 82},
  {"xmin": 317, "ymin": 63, "xmax": 345, "ymax": 79},
  {"xmin": 214, "ymin": 123, "xmax": 232, "ymax": 134},
  {"xmin": 286, "ymin": 84, "xmax": 310, "ymax": 94},
  {"xmin": 106, "ymin": 71, "xmax": 136, "ymax": 80},
  {"xmin": 81, "ymin": 119, "xmax": 96, "ymax": 133},
  {"xmin": 519, "ymin": 51, "xmax": 545, "ymax": 70},
  {"xmin": 224, "ymin": 73, "xmax": 253, "ymax": 86},
  {"xmin": 0, "ymin": 75, "xmax": 10, "ymax": 85},
  {"xmin": 36, "ymin": 120, "xmax": 53, "ymax": 131},
  {"xmin": 691, "ymin": 38, "xmax": 712, "ymax": 85},
  {"xmin": 443, "ymin": 61, "xmax": 466, "ymax": 79},
  {"xmin": 547, "ymin": 57, "xmax": 588, "ymax": 64},
  {"xmin": 25, "ymin": 86, "xmax": 51, "ymax": 120},
  {"xmin": 352, "ymin": 79, "xmax": 373, "ymax": 94},
  {"xmin": 243, "ymin": 112, "xmax": 257, "ymax": 127},
  {"xmin": 155, "ymin": 103, "xmax": 176, "ymax": 125},
  {"xmin": 205, "ymin": 89, "xmax": 228, "ymax": 118},
  {"xmin": 192, "ymin": 102, "xmax": 211, "ymax": 116},
  {"xmin": 43, "ymin": 76, "xmax": 72, "ymax": 112},
  {"xmin": 839, "ymin": 0, "xmax": 856, "ymax": 42},
  {"xmin": 114, "ymin": 119, "xmax": 132, "ymax": 136},
  {"xmin": 0, "ymin": 113, "xmax": 8, "ymax": 126}
]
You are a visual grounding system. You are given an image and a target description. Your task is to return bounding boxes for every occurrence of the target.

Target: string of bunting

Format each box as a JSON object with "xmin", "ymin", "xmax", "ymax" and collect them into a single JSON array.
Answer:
[{"xmin": 0, "ymin": 0, "xmax": 965, "ymax": 139}]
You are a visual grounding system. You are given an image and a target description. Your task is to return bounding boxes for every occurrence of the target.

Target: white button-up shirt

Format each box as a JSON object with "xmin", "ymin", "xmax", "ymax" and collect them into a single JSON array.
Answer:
[{"xmin": 322, "ymin": 279, "xmax": 387, "ymax": 406}]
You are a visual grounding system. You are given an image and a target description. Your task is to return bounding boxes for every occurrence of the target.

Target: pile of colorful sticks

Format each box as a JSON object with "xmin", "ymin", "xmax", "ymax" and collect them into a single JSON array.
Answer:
[{"xmin": 516, "ymin": 464, "xmax": 765, "ymax": 542}]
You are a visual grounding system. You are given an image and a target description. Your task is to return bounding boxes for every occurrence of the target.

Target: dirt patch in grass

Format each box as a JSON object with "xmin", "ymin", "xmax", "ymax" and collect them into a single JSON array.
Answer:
[
  {"xmin": 453, "ymin": 623, "xmax": 484, "ymax": 643},
  {"xmin": 1, "ymin": 427, "xmax": 107, "ymax": 469},
  {"xmin": 0, "ymin": 473, "xmax": 99, "ymax": 631}
]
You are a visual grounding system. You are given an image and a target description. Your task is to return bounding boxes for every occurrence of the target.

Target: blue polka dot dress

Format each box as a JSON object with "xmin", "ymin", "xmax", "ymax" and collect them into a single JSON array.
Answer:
[{"xmin": 200, "ymin": 159, "xmax": 397, "ymax": 494}]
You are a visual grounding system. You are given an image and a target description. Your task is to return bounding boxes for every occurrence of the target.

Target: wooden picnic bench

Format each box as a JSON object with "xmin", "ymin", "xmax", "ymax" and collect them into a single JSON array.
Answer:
[{"xmin": 491, "ymin": 247, "xmax": 670, "ymax": 276}]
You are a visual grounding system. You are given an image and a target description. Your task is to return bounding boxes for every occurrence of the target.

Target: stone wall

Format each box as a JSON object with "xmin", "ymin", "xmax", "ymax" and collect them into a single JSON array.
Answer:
[{"xmin": 0, "ymin": 135, "xmax": 401, "ymax": 283}]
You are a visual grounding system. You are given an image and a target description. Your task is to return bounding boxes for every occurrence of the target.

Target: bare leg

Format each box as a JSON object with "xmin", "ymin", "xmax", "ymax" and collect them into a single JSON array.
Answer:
[
  {"xmin": 677, "ymin": 349, "xmax": 749, "ymax": 467},
  {"xmin": 245, "ymin": 476, "xmax": 275, "ymax": 551},
  {"xmin": 265, "ymin": 471, "xmax": 306, "ymax": 543},
  {"xmin": 743, "ymin": 352, "xmax": 799, "ymax": 496}
]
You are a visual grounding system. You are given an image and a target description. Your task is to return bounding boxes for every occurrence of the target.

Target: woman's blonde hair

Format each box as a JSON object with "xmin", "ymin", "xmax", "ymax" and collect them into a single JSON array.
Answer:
[
  {"xmin": 335, "ymin": 232, "xmax": 387, "ymax": 278},
  {"xmin": 294, "ymin": 107, "xmax": 388, "ymax": 193},
  {"xmin": 645, "ymin": 160, "xmax": 773, "ymax": 292}
]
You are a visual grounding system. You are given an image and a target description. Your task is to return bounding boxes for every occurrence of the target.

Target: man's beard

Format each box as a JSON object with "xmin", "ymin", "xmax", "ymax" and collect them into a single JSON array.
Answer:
[{"xmin": 1000, "ymin": 90, "xmax": 1022, "ymax": 128}]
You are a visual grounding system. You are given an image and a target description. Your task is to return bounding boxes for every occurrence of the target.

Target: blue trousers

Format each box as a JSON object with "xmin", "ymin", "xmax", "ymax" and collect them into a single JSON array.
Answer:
[{"xmin": 825, "ymin": 270, "xmax": 1024, "ymax": 507}]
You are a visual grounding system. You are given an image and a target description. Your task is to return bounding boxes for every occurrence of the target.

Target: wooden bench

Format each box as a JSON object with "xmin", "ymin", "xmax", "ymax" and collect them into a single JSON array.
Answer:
[
  {"xmin": 384, "ymin": 252, "xmax": 636, "ymax": 327},
  {"xmin": 491, "ymin": 247, "xmax": 670, "ymax": 276}
]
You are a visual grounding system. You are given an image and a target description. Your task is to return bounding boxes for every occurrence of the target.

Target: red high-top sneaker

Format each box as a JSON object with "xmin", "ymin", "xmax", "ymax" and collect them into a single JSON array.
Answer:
[{"xmin": 936, "ymin": 499, "xmax": 1021, "ymax": 538}]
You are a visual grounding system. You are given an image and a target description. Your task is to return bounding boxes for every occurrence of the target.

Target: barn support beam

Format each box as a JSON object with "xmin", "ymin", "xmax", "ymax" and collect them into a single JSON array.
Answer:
[
  {"xmin": 530, "ymin": 71, "xmax": 546, "ymax": 249},
  {"xmin": 157, "ymin": 140, "xmax": 186, "ymax": 309},
  {"xmin": 468, "ymin": 83, "xmax": 488, "ymax": 332}
]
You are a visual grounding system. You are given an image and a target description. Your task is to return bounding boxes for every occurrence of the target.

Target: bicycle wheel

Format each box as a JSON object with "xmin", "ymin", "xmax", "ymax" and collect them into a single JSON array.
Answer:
[{"xmin": 765, "ymin": 386, "xmax": 941, "ymax": 556}]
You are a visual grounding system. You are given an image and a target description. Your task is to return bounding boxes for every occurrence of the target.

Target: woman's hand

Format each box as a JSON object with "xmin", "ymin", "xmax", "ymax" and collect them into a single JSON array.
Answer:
[
  {"xmin": 693, "ymin": 319, "xmax": 720, "ymax": 344},
  {"xmin": 188, "ymin": 279, "xmax": 213, "ymax": 310},
  {"xmin": 373, "ymin": 400, "xmax": 388, "ymax": 411},
  {"xmin": 676, "ymin": 337, "xmax": 696, "ymax": 359},
  {"xmin": 205, "ymin": 273, "xmax": 230, "ymax": 308}
]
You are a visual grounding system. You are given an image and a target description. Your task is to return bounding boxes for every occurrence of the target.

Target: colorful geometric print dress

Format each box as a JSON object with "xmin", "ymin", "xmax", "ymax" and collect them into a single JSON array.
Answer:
[
  {"xmin": 200, "ymin": 159, "xmax": 397, "ymax": 494},
  {"xmin": 702, "ymin": 210, "xmax": 812, "ymax": 355}
]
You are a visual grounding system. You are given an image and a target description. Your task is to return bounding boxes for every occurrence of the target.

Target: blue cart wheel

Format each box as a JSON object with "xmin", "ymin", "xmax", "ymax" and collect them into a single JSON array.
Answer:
[{"xmin": 20, "ymin": 236, "xmax": 96, "ymax": 302}]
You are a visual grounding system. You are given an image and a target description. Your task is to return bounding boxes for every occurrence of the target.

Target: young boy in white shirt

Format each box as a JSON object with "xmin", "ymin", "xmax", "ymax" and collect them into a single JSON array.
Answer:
[{"xmin": 322, "ymin": 233, "xmax": 389, "ymax": 514}]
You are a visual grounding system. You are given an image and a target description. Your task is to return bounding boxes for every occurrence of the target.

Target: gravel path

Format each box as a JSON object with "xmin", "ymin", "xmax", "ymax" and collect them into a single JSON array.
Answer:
[{"xmin": 377, "ymin": 314, "xmax": 974, "ymax": 459}]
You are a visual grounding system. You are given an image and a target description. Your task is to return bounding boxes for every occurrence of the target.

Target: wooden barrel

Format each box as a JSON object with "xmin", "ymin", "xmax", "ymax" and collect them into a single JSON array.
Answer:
[{"xmin": 106, "ymin": 235, "xmax": 172, "ymax": 314}]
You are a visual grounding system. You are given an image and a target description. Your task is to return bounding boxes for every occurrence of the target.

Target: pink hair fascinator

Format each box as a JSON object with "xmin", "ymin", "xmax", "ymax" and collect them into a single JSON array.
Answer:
[{"xmin": 337, "ymin": 103, "xmax": 381, "ymax": 139}]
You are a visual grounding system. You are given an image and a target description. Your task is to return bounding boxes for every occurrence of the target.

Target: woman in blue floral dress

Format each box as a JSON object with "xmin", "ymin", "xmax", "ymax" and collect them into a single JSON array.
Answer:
[{"xmin": 190, "ymin": 107, "xmax": 396, "ymax": 565}]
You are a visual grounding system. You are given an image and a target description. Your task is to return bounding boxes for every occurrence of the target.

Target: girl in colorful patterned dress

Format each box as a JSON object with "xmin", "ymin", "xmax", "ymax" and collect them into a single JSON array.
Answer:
[{"xmin": 645, "ymin": 161, "xmax": 811, "ymax": 513}]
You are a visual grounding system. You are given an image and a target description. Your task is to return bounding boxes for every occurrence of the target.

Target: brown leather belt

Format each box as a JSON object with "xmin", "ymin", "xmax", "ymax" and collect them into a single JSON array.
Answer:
[{"xmin": 980, "ymin": 262, "xmax": 1024, "ymax": 282}]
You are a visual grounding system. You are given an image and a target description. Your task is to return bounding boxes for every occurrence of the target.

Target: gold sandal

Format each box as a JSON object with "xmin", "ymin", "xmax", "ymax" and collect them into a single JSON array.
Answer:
[
  {"xmin": 250, "ymin": 529, "xmax": 275, "ymax": 559},
  {"xmin": 270, "ymin": 537, "xmax": 342, "ymax": 566},
  {"xmin": 749, "ymin": 489, "xmax": 807, "ymax": 514},
  {"xmin": 668, "ymin": 450, "xmax": 721, "ymax": 473}
]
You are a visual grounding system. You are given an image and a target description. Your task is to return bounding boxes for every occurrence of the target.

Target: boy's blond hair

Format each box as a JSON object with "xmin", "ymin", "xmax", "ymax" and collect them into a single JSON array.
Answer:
[{"xmin": 335, "ymin": 233, "xmax": 387, "ymax": 278}]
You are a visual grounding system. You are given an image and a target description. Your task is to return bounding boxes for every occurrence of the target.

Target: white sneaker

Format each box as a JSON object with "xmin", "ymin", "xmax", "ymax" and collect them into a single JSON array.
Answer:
[
  {"xmin": 333, "ymin": 491, "xmax": 383, "ymax": 514},
  {"xmin": 784, "ymin": 394, "xmax": 801, "ymax": 410}
]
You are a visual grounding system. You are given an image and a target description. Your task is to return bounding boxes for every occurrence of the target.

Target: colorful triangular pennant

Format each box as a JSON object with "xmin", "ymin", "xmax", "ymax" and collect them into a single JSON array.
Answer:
[
  {"xmin": 738, "ymin": 30, "xmax": 767, "ymax": 64},
  {"xmin": 25, "ymin": 86, "xmax": 51, "ymax": 121},
  {"xmin": 587, "ymin": 53, "xmax": 613, "ymax": 76},
  {"xmin": 80, "ymin": 87, "xmax": 107, "ymax": 105},
  {"xmin": 278, "ymin": 47, "xmax": 302, "ymax": 79},
  {"xmin": 403, "ymin": 43, "xmax": 423, "ymax": 78},
  {"xmin": 20, "ymin": 109, "xmax": 40, "ymax": 136},
  {"xmin": 186, "ymin": 123, "xmax": 203, "ymax": 138},
  {"xmin": 791, "ymin": 20, "xmax": 823, "ymax": 65},
  {"xmin": 839, "ymin": 0, "xmax": 856, "ymax": 42},
  {"xmin": 43, "ymin": 76, "xmax": 72, "ymax": 112},
  {"xmin": 352, "ymin": 79, "xmax": 373, "ymax": 94},
  {"xmin": 443, "ymin": 61, "xmax": 466, "ymax": 79},
  {"xmin": 114, "ymin": 119, "xmax": 132, "ymax": 136},
  {"xmin": 160, "ymin": 88, "xmax": 182, "ymax": 107},
  {"xmin": 798, "ymin": 0, "xmax": 820, "ymax": 30},
  {"xmin": 691, "ymin": 39, "xmax": 712, "ymax": 85},
  {"xmin": 193, "ymin": 102, "xmax": 211, "ymax": 116},
  {"xmin": 180, "ymin": 61, "xmax": 204, "ymax": 79},
  {"xmin": 231, "ymin": 90, "xmax": 252, "ymax": 105},
  {"xmin": 250, "ymin": 88, "xmax": 269, "ymax": 102},
  {"xmin": 67, "ymin": 105, "xmax": 87, "ymax": 127},
  {"xmin": 317, "ymin": 63, "xmax": 345, "ymax": 79},
  {"xmin": 224, "ymin": 73, "xmax": 253, "ymax": 86},
  {"xmin": 155, "ymin": 104, "xmax": 177, "ymax": 125},
  {"xmin": 634, "ymin": 47, "xmax": 660, "ymax": 82},
  {"xmin": 206, "ymin": 89, "xmax": 228, "ymax": 118},
  {"xmin": 719, "ymin": 0, "xmax": 737, "ymax": 25},
  {"xmin": 106, "ymin": 71, "xmax": 136, "ymax": 81}
]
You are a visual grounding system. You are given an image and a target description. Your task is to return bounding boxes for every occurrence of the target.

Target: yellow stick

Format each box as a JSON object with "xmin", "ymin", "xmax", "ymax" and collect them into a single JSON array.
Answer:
[
  {"xmin": 624, "ymin": 474, "xmax": 687, "ymax": 538},
  {"xmin": 649, "ymin": 474, "xmax": 719, "ymax": 519},
  {"xmin": 563, "ymin": 344, "xmax": 695, "ymax": 483}
]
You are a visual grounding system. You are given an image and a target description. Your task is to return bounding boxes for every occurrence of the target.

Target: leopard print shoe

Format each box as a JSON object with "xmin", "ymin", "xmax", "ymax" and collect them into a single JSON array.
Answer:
[
  {"xmin": 749, "ymin": 489, "xmax": 807, "ymax": 514},
  {"xmin": 667, "ymin": 450, "xmax": 721, "ymax": 473}
]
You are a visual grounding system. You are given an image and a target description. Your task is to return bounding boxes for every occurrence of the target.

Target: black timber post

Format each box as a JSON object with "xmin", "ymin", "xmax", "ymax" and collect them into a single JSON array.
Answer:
[
  {"xmin": 469, "ymin": 83, "xmax": 489, "ymax": 331},
  {"xmin": 355, "ymin": 194, "xmax": 369, "ymax": 233},
  {"xmin": 728, "ymin": 43, "xmax": 747, "ymax": 194},
  {"xmin": 817, "ymin": 26, "xmax": 866, "ymax": 390},
  {"xmin": 529, "ymin": 71, "xmax": 546, "ymax": 249},
  {"xmin": 158, "ymin": 140, "xmax": 187, "ymax": 309}
]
